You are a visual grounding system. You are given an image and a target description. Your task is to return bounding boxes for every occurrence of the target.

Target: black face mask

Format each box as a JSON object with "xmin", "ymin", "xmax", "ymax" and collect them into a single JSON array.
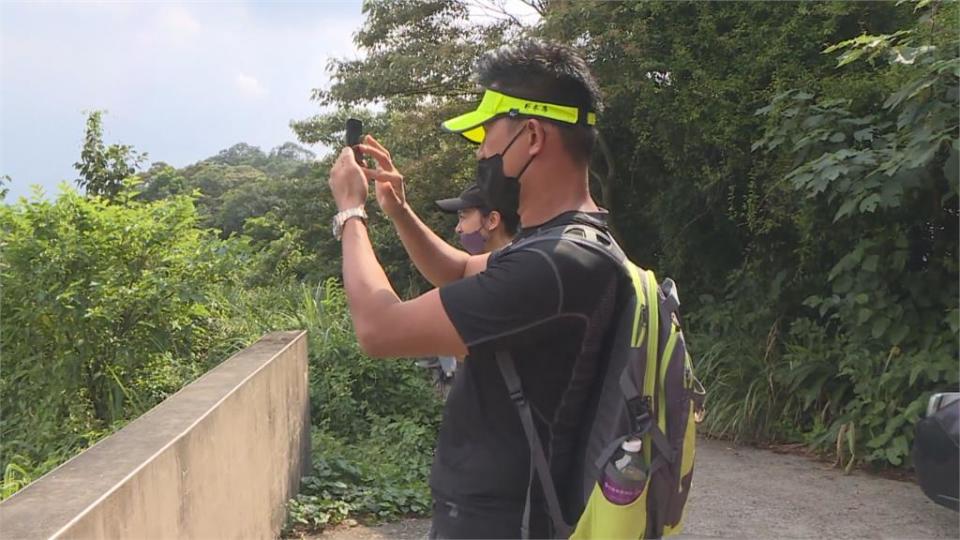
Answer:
[{"xmin": 475, "ymin": 124, "xmax": 534, "ymax": 214}]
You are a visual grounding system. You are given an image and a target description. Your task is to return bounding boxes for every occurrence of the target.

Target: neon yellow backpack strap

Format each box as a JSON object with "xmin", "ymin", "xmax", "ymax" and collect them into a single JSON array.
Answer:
[
  {"xmin": 625, "ymin": 262, "xmax": 647, "ymax": 348},
  {"xmin": 641, "ymin": 269, "xmax": 667, "ymax": 436}
]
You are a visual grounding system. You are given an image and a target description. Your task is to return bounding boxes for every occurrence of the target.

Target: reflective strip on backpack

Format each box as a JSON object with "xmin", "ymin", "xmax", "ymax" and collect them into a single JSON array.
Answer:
[
  {"xmin": 639, "ymin": 268, "xmax": 660, "ymax": 465},
  {"xmin": 626, "ymin": 262, "xmax": 647, "ymax": 348},
  {"xmin": 660, "ymin": 325, "xmax": 680, "ymax": 431},
  {"xmin": 642, "ymin": 270, "xmax": 666, "ymax": 435}
]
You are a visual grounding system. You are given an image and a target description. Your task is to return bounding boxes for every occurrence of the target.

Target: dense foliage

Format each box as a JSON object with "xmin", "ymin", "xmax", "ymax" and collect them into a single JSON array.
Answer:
[{"xmin": 749, "ymin": 1, "xmax": 958, "ymax": 466}]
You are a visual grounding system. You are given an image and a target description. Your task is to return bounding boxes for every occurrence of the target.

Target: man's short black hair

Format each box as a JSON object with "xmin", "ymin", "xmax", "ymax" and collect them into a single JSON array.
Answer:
[{"xmin": 476, "ymin": 40, "xmax": 603, "ymax": 164}]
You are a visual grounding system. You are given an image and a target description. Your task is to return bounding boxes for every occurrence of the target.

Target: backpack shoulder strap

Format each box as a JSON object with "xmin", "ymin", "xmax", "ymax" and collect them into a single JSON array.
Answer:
[
  {"xmin": 496, "ymin": 350, "xmax": 572, "ymax": 539},
  {"xmin": 503, "ymin": 221, "xmax": 628, "ymax": 270}
]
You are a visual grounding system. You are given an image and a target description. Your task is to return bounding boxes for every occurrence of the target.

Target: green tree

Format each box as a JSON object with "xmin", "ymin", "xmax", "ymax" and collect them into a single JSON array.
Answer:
[
  {"xmin": 137, "ymin": 163, "xmax": 188, "ymax": 201},
  {"xmin": 74, "ymin": 111, "xmax": 147, "ymax": 200},
  {"xmin": 209, "ymin": 142, "xmax": 268, "ymax": 167}
]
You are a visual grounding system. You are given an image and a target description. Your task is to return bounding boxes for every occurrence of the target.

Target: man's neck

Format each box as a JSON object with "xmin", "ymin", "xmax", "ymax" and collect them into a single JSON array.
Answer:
[{"xmin": 519, "ymin": 172, "xmax": 598, "ymax": 228}]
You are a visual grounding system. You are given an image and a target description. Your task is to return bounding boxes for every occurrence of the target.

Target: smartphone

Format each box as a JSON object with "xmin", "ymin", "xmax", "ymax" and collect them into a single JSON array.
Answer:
[{"xmin": 345, "ymin": 118, "xmax": 364, "ymax": 165}]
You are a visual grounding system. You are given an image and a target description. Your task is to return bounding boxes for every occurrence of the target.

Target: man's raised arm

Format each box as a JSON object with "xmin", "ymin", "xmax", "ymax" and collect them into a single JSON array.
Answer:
[{"xmin": 328, "ymin": 147, "xmax": 468, "ymax": 359}]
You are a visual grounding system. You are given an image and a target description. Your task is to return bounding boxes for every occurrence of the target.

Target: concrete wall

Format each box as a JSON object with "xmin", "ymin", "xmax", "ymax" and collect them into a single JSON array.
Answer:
[{"xmin": 0, "ymin": 331, "xmax": 310, "ymax": 540}]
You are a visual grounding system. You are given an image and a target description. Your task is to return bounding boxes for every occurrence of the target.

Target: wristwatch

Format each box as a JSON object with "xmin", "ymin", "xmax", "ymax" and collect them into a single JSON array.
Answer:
[{"xmin": 331, "ymin": 206, "xmax": 368, "ymax": 241}]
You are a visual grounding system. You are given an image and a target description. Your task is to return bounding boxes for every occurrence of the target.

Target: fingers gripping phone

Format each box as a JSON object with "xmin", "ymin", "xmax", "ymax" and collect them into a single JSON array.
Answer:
[{"xmin": 345, "ymin": 118, "xmax": 364, "ymax": 165}]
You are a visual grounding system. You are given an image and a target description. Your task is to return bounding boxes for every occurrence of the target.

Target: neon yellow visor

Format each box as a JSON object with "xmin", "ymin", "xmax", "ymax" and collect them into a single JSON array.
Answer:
[{"xmin": 441, "ymin": 89, "xmax": 597, "ymax": 144}]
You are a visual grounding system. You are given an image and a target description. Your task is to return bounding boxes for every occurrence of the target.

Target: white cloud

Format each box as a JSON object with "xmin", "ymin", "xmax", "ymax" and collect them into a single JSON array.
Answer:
[
  {"xmin": 234, "ymin": 72, "xmax": 267, "ymax": 98},
  {"xmin": 136, "ymin": 5, "xmax": 202, "ymax": 48},
  {"xmin": 159, "ymin": 5, "xmax": 202, "ymax": 36}
]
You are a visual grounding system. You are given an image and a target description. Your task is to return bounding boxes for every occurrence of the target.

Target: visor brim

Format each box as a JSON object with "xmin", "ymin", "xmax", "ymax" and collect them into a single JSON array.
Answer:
[
  {"xmin": 435, "ymin": 197, "xmax": 469, "ymax": 213},
  {"xmin": 441, "ymin": 111, "xmax": 490, "ymax": 144}
]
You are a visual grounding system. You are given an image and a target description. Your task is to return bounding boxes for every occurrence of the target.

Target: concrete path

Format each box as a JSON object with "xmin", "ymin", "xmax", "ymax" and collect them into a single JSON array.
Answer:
[{"xmin": 310, "ymin": 438, "xmax": 958, "ymax": 539}]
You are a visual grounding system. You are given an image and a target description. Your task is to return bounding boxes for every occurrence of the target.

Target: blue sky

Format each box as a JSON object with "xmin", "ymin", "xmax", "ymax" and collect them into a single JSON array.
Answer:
[{"xmin": 0, "ymin": 1, "xmax": 366, "ymax": 200}]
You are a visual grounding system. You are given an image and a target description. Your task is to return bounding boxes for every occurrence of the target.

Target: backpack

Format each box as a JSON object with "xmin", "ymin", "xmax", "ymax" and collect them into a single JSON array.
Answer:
[{"xmin": 494, "ymin": 217, "xmax": 706, "ymax": 539}]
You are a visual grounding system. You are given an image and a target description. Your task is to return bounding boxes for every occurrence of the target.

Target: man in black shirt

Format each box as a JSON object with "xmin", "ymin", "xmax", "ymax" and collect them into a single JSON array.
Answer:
[{"xmin": 326, "ymin": 40, "xmax": 618, "ymax": 538}]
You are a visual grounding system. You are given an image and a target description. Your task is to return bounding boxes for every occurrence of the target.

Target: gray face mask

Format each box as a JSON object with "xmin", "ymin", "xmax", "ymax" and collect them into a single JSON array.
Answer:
[{"xmin": 459, "ymin": 228, "xmax": 486, "ymax": 255}]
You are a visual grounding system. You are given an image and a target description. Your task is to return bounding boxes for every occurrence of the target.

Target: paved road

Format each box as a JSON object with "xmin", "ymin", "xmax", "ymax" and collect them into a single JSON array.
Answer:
[{"xmin": 311, "ymin": 437, "xmax": 958, "ymax": 539}]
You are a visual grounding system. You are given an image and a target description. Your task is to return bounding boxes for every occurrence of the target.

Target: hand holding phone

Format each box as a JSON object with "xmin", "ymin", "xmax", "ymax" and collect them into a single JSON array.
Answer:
[{"xmin": 345, "ymin": 118, "xmax": 364, "ymax": 165}]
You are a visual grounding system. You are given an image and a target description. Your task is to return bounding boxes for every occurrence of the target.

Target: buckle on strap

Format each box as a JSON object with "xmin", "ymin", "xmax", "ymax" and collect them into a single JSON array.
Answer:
[
  {"xmin": 627, "ymin": 396, "xmax": 652, "ymax": 428},
  {"xmin": 627, "ymin": 398, "xmax": 677, "ymax": 465},
  {"xmin": 508, "ymin": 388, "xmax": 527, "ymax": 405}
]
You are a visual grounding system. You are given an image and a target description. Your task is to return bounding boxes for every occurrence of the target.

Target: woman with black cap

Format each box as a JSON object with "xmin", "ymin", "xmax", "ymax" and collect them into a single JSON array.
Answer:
[{"xmin": 435, "ymin": 183, "xmax": 519, "ymax": 255}]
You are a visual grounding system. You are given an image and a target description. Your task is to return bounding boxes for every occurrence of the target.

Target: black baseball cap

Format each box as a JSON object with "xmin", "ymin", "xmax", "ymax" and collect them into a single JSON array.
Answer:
[{"xmin": 435, "ymin": 184, "xmax": 488, "ymax": 213}]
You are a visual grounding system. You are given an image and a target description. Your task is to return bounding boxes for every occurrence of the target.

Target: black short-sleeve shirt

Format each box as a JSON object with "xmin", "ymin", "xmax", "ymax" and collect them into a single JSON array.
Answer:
[{"xmin": 434, "ymin": 211, "xmax": 620, "ymax": 510}]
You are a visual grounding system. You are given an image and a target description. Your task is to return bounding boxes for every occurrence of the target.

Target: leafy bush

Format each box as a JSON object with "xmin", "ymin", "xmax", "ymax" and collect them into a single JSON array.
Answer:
[
  {"xmin": 701, "ymin": 0, "xmax": 959, "ymax": 467},
  {"xmin": 0, "ymin": 175, "xmax": 441, "ymax": 513},
  {"xmin": 286, "ymin": 420, "xmax": 435, "ymax": 534},
  {"xmin": 0, "ymin": 186, "xmax": 247, "ymax": 490},
  {"xmin": 283, "ymin": 279, "xmax": 441, "ymax": 534},
  {"xmin": 303, "ymin": 280, "xmax": 441, "ymax": 438}
]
